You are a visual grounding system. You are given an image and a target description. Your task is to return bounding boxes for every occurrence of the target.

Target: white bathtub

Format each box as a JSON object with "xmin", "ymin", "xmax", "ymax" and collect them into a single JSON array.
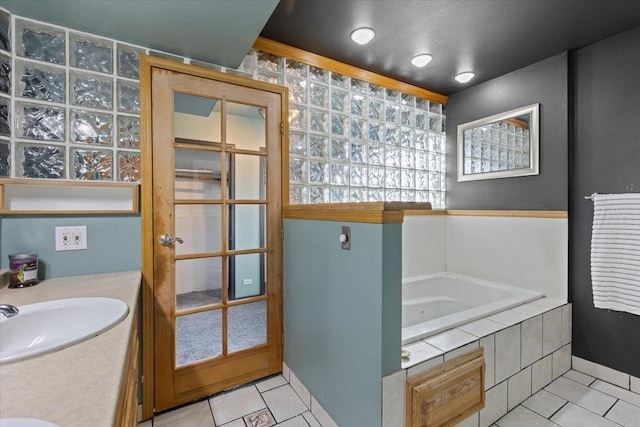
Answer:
[{"xmin": 402, "ymin": 273, "xmax": 543, "ymax": 345}]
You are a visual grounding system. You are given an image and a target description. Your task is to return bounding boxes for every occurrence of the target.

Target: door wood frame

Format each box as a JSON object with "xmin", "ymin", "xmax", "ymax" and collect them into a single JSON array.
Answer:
[{"xmin": 139, "ymin": 55, "xmax": 288, "ymax": 420}]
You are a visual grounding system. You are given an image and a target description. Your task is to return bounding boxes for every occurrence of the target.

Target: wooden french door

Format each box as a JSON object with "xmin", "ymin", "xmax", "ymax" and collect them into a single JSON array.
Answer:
[{"xmin": 150, "ymin": 64, "xmax": 283, "ymax": 412}]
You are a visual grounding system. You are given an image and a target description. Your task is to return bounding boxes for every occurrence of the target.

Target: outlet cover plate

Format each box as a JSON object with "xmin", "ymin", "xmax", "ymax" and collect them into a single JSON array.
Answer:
[{"xmin": 55, "ymin": 226, "xmax": 88, "ymax": 251}]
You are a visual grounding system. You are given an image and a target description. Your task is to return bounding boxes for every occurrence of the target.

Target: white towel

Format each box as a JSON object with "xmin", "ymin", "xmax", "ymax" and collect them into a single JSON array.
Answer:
[{"xmin": 591, "ymin": 193, "xmax": 640, "ymax": 316}]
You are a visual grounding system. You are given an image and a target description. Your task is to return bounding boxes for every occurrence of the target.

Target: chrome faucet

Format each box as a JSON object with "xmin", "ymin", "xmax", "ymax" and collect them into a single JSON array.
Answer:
[{"xmin": 0, "ymin": 304, "xmax": 19, "ymax": 318}]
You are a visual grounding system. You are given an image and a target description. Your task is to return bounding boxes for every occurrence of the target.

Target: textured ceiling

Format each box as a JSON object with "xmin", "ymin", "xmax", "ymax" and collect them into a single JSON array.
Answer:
[
  {"xmin": 261, "ymin": 0, "xmax": 640, "ymax": 95},
  {"xmin": 5, "ymin": 0, "xmax": 640, "ymax": 97}
]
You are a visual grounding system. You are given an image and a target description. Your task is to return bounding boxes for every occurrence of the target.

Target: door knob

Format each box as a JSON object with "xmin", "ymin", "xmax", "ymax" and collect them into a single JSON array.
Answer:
[{"xmin": 159, "ymin": 234, "xmax": 184, "ymax": 246}]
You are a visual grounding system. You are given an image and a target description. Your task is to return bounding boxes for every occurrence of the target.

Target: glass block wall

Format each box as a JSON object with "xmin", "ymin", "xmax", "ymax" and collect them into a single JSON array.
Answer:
[
  {"xmin": 0, "ymin": 8, "xmax": 447, "ymax": 207},
  {"xmin": 252, "ymin": 53, "xmax": 447, "ymax": 207},
  {"xmin": 0, "ymin": 9, "xmax": 142, "ymax": 181}
]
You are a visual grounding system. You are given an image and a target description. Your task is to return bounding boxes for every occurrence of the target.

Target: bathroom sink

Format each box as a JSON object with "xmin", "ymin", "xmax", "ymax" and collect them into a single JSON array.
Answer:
[
  {"xmin": 0, "ymin": 297, "xmax": 129, "ymax": 364},
  {"xmin": 0, "ymin": 419, "xmax": 59, "ymax": 427}
]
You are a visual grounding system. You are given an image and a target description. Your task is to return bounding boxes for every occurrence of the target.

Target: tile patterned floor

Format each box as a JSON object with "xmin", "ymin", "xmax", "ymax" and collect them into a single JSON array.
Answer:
[
  {"xmin": 138, "ymin": 374, "xmax": 321, "ymax": 427},
  {"xmin": 492, "ymin": 369, "xmax": 640, "ymax": 427},
  {"xmin": 139, "ymin": 368, "xmax": 640, "ymax": 426}
]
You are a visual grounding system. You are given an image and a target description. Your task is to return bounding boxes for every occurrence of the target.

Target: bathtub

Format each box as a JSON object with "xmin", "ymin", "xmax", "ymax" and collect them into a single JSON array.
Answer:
[{"xmin": 402, "ymin": 273, "xmax": 543, "ymax": 345}]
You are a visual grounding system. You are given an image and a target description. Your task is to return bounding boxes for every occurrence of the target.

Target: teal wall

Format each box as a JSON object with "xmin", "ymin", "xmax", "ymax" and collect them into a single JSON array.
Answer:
[
  {"xmin": 0, "ymin": 215, "xmax": 141, "ymax": 279},
  {"xmin": 283, "ymin": 219, "xmax": 402, "ymax": 427}
]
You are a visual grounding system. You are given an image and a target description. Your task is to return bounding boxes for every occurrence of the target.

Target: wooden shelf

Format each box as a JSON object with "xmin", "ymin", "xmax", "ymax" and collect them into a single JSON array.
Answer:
[{"xmin": 0, "ymin": 178, "xmax": 139, "ymax": 215}]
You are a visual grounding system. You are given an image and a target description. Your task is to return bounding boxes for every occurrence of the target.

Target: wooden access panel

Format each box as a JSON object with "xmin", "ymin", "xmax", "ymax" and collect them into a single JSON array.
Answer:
[{"xmin": 406, "ymin": 348, "xmax": 485, "ymax": 427}]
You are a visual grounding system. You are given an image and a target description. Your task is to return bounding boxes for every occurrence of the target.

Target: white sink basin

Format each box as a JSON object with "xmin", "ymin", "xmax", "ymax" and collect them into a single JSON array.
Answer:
[
  {"xmin": 0, "ymin": 419, "xmax": 59, "ymax": 427},
  {"xmin": 0, "ymin": 297, "xmax": 129, "ymax": 364}
]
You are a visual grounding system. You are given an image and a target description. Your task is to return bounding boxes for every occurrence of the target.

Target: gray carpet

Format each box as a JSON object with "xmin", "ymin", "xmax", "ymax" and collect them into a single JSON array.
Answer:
[{"xmin": 176, "ymin": 290, "xmax": 266, "ymax": 366}]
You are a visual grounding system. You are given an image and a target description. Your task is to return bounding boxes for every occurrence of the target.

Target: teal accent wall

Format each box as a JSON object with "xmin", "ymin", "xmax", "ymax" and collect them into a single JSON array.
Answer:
[
  {"xmin": 283, "ymin": 219, "xmax": 402, "ymax": 427},
  {"xmin": 0, "ymin": 215, "xmax": 141, "ymax": 279}
]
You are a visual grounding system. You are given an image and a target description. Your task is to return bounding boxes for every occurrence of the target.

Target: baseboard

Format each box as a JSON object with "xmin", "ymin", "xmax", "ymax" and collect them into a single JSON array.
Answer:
[{"xmin": 572, "ymin": 355, "xmax": 640, "ymax": 393}]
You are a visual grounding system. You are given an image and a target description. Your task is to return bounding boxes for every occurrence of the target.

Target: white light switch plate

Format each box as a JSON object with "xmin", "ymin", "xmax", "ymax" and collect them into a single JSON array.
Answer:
[{"xmin": 55, "ymin": 226, "xmax": 88, "ymax": 251}]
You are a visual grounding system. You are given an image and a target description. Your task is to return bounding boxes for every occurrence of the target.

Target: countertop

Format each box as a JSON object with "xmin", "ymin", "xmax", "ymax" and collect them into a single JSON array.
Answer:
[{"xmin": 0, "ymin": 271, "xmax": 141, "ymax": 426}]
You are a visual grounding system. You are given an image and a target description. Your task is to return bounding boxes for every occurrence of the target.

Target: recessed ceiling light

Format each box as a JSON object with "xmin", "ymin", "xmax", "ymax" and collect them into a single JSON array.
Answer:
[
  {"xmin": 410, "ymin": 54, "xmax": 433, "ymax": 68},
  {"xmin": 455, "ymin": 72, "xmax": 476, "ymax": 83},
  {"xmin": 350, "ymin": 27, "xmax": 375, "ymax": 45}
]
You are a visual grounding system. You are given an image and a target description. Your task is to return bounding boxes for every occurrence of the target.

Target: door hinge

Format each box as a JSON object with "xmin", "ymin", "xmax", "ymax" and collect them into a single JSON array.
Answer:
[
  {"xmin": 281, "ymin": 228, "xmax": 284, "ymax": 241},
  {"xmin": 280, "ymin": 122, "xmax": 284, "ymax": 135}
]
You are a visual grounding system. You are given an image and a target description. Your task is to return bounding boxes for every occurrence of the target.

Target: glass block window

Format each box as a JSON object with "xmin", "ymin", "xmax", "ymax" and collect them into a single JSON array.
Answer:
[
  {"xmin": 0, "ymin": 8, "xmax": 446, "ymax": 207},
  {"xmin": 2, "ymin": 11, "xmax": 144, "ymax": 181}
]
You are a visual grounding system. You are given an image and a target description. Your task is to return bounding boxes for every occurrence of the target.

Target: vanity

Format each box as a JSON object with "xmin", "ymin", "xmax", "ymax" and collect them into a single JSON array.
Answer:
[{"xmin": 0, "ymin": 271, "xmax": 141, "ymax": 426}]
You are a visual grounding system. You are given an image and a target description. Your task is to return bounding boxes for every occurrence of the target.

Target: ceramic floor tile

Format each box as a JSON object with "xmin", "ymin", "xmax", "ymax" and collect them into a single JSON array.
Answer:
[
  {"xmin": 590, "ymin": 379, "xmax": 640, "ymax": 407},
  {"xmin": 424, "ymin": 328, "xmax": 477, "ymax": 352},
  {"xmin": 551, "ymin": 402, "xmax": 620, "ymax": 427},
  {"xmin": 138, "ymin": 421, "xmax": 152, "ymax": 427},
  {"xmin": 210, "ymin": 385, "xmax": 266, "ymax": 425},
  {"xmin": 495, "ymin": 405, "xmax": 558, "ymax": 427},
  {"xmin": 275, "ymin": 415, "xmax": 310, "ymax": 427},
  {"xmin": 562, "ymin": 369, "xmax": 595, "ymax": 386},
  {"xmin": 256, "ymin": 375, "xmax": 288, "ymax": 393},
  {"xmin": 244, "ymin": 408, "xmax": 276, "ymax": 427},
  {"xmin": 262, "ymin": 384, "xmax": 308, "ymax": 423},
  {"xmin": 605, "ymin": 399, "xmax": 640, "ymax": 427},
  {"xmin": 632, "ymin": 376, "xmax": 640, "ymax": 394},
  {"xmin": 457, "ymin": 318, "xmax": 505, "ymax": 337},
  {"xmin": 153, "ymin": 400, "xmax": 215, "ymax": 427},
  {"xmin": 219, "ymin": 419, "xmax": 246, "ymax": 427},
  {"xmin": 522, "ymin": 389, "xmax": 567, "ymax": 418},
  {"xmin": 401, "ymin": 340, "xmax": 444, "ymax": 368},
  {"xmin": 302, "ymin": 411, "xmax": 321, "ymax": 427},
  {"xmin": 544, "ymin": 376, "xmax": 616, "ymax": 416}
]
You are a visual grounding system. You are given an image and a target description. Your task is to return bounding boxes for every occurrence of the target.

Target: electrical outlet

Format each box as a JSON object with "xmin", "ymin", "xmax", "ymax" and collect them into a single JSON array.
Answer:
[
  {"xmin": 242, "ymin": 279, "xmax": 253, "ymax": 286},
  {"xmin": 55, "ymin": 226, "xmax": 88, "ymax": 251}
]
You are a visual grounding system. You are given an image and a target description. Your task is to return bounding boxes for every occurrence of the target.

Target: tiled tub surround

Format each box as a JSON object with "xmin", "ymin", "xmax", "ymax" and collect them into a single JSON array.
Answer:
[{"xmin": 384, "ymin": 298, "xmax": 572, "ymax": 427}]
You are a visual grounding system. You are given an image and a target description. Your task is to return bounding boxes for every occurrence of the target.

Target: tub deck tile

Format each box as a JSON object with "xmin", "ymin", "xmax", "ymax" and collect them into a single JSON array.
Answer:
[
  {"xmin": 424, "ymin": 328, "xmax": 477, "ymax": 352},
  {"xmin": 401, "ymin": 341, "xmax": 444, "ymax": 369},
  {"xmin": 458, "ymin": 318, "xmax": 506, "ymax": 338}
]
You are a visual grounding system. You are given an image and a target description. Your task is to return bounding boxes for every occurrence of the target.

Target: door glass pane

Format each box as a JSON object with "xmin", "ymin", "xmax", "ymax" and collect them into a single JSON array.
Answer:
[
  {"xmin": 174, "ymin": 92, "xmax": 221, "ymax": 143},
  {"xmin": 228, "ymin": 301, "xmax": 266, "ymax": 353},
  {"xmin": 175, "ymin": 205, "xmax": 222, "ymax": 255},
  {"xmin": 176, "ymin": 309, "xmax": 222, "ymax": 367},
  {"xmin": 226, "ymin": 102, "xmax": 266, "ymax": 152},
  {"xmin": 176, "ymin": 258, "xmax": 222, "ymax": 310},
  {"xmin": 228, "ymin": 253, "xmax": 265, "ymax": 300},
  {"xmin": 231, "ymin": 154, "xmax": 266, "ymax": 200},
  {"xmin": 228, "ymin": 204, "xmax": 265, "ymax": 251},
  {"xmin": 175, "ymin": 148, "xmax": 223, "ymax": 200}
]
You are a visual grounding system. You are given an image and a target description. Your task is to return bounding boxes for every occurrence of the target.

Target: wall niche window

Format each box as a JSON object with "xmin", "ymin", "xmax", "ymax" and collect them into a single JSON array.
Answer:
[{"xmin": 0, "ymin": 8, "xmax": 446, "ymax": 208}]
